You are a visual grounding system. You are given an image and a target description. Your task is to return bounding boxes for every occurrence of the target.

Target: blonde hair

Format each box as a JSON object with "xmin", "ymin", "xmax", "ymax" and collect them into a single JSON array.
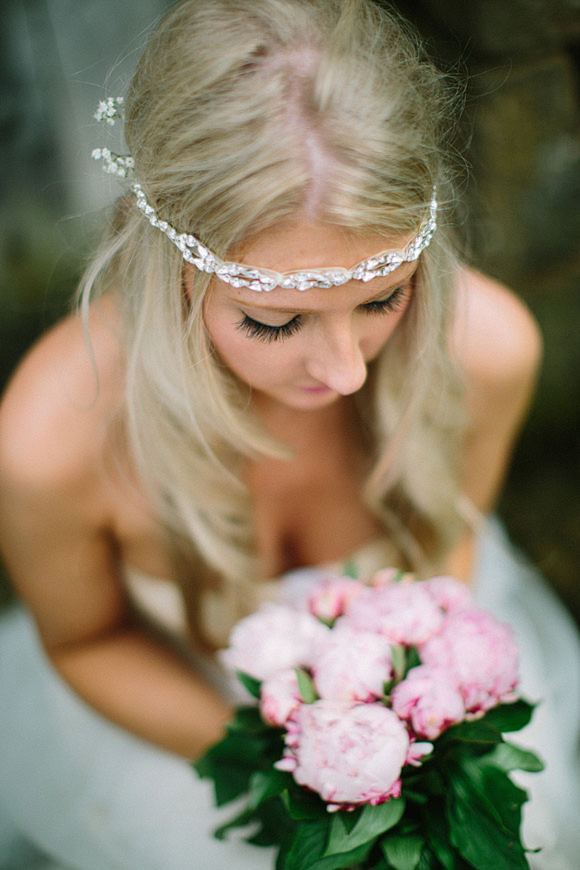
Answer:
[{"xmin": 81, "ymin": 0, "xmax": 466, "ymax": 640}]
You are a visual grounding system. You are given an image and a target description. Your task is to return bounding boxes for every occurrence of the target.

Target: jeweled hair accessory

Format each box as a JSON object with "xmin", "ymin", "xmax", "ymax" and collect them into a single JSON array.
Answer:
[{"xmin": 92, "ymin": 97, "xmax": 438, "ymax": 292}]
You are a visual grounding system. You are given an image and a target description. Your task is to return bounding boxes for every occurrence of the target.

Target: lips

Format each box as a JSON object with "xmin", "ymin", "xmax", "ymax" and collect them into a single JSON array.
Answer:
[{"xmin": 298, "ymin": 384, "xmax": 333, "ymax": 393}]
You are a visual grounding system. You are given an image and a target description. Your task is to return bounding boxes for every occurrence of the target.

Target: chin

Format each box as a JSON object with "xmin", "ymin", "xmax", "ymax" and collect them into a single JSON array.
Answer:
[{"xmin": 278, "ymin": 389, "xmax": 340, "ymax": 411}]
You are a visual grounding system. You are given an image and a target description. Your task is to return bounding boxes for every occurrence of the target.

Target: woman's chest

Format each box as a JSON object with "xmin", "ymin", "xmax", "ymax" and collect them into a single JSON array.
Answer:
[
  {"xmin": 107, "ymin": 413, "xmax": 383, "ymax": 581},
  {"xmin": 247, "ymin": 439, "xmax": 383, "ymax": 577}
]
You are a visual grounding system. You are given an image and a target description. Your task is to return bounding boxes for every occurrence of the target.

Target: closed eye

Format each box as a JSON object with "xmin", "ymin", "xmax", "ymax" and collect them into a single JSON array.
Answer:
[
  {"xmin": 236, "ymin": 313, "xmax": 303, "ymax": 342},
  {"xmin": 236, "ymin": 283, "xmax": 410, "ymax": 343},
  {"xmin": 361, "ymin": 285, "xmax": 408, "ymax": 315}
]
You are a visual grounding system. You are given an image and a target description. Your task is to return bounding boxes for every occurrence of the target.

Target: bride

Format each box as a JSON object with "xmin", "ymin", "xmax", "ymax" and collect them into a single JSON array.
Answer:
[{"xmin": 0, "ymin": 0, "xmax": 578, "ymax": 867}]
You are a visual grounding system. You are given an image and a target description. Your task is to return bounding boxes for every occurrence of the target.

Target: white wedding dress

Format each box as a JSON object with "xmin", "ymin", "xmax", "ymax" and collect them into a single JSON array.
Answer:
[{"xmin": 1, "ymin": 518, "xmax": 579, "ymax": 870}]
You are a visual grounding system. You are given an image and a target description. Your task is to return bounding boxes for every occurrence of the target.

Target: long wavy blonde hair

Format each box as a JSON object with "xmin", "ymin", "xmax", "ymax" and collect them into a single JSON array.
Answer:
[{"xmin": 81, "ymin": 0, "xmax": 466, "ymax": 643}]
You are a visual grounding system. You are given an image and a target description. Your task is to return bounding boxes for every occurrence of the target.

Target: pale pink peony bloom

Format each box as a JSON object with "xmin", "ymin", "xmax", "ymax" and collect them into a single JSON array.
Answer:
[
  {"xmin": 344, "ymin": 582, "xmax": 444, "ymax": 646},
  {"xmin": 277, "ymin": 700, "xmax": 409, "ymax": 810},
  {"xmin": 260, "ymin": 669, "xmax": 302, "ymax": 727},
  {"xmin": 391, "ymin": 664, "xmax": 466, "ymax": 739},
  {"xmin": 420, "ymin": 609, "xmax": 520, "ymax": 713},
  {"xmin": 220, "ymin": 603, "xmax": 330, "ymax": 681},
  {"xmin": 424, "ymin": 575, "xmax": 472, "ymax": 612},
  {"xmin": 406, "ymin": 740, "xmax": 434, "ymax": 767},
  {"xmin": 312, "ymin": 624, "xmax": 393, "ymax": 702},
  {"xmin": 308, "ymin": 577, "xmax": 363, "ymax": 623}
]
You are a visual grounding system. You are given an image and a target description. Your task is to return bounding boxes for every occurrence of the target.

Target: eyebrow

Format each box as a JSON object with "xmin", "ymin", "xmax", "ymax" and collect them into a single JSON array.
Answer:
[{"xmin": 231, "ymin": 265, "xmax": 418, "ymax": 315}]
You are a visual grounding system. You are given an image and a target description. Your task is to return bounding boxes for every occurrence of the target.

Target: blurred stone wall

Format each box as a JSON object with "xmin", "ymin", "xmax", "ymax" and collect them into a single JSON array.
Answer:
[
  {"xmin": 0, "ymin": 0, "xmax": 172, "ymax": 397},
  {"xmin": 386, "ymin": 0, "xmax": 580, "ymax": 620},
  {"xmin": 1, "ymin": 0, "xmax": 579, "ymax": 617}
]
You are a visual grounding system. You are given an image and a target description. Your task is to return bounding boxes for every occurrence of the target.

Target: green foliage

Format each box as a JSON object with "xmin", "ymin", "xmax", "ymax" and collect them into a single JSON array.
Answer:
[
  {"xmin": 380, "ymin": 833, "xmax": 425, "ymax": 870},
  {"xmin": 195, "ymin": 699, "xmax": 543, "ymax": 870},
  {"xmin": 481, "ymin": 700, "xmax": 535, "ymax": 733},
  {"xmin": 324, "ymin": 801, "xmax": 405, "ymax": 857},
  {"xmin": 236, "ymin": 671, "xmax": 262, "ymax": 699},
  {"xmin": 295, "ymin": 668, "xmax": 318, "ymax": 703}
]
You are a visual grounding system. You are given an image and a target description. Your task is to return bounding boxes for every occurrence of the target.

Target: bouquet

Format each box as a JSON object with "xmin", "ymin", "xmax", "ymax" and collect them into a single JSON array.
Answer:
[{"xmin": 194, "ymin": 569, "xmax": 543, "ymax": 869}]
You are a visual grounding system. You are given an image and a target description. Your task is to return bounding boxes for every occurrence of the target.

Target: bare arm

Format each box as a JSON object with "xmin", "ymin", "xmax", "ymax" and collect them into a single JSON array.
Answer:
[
  {"xmin": 0, "ymin": 310, "xmax": 230, "ymax": 759},
  {"xmin": 445, "ymin": 267, "xmax": 543, "ymax": 581}
]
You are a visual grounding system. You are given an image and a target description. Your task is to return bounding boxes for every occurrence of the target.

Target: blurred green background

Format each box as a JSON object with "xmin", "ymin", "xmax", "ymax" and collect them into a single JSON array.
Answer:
[{"xmin": 1, "ymin": 0, "xmax": 579, "ymax": 622}]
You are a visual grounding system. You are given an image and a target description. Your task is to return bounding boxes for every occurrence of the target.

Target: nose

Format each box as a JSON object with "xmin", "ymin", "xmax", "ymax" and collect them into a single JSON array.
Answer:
[{"xmin": 305, "ymin": 320, "xmax": 368, "ymax": 395}]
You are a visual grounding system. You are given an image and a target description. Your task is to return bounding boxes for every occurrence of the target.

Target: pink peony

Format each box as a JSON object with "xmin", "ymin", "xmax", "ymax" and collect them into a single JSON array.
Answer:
[
  {"xmin": 420, "ymin": 609, "xmax": 520, "ymax": 713},
  {"xmin": 260, "ymin": 669, "xmax": 302, "ymax": 727},
  {"xmin": 391, "ymin": 664, "xmax": 465, "ymax": 739},
  {"xmin": 220, "ymin": 603, "xmax": 330, "ymax": 681},
  {"xmin": 277, "ymin": 700, "xmax": 409, "ymax": 810},
  {"xmin": 312, "ymin": 624, "xmax": 393, "ymax": 702},
  {"xmin": 308, "ymin": 577, "xmax": 363, "ymax": 623},
  {"xmin": 369, "ymin": 568, "xmax": 405, "ymax": 587},
  {"xmin": 406, "ymin": 740, "xmax": 434, "ymax": 767},
  {"xmin": 424, "ymin": 575, "xmax": 472, "ymax": 612},
  {"xmin": 344, "ymin": 582, "xmax": 444, "ymax": 646}
]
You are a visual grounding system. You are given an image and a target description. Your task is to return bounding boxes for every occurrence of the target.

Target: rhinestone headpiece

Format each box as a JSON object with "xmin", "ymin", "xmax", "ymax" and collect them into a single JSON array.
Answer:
[{"xmin": 92, "ymin": 97, "xmax": 438, "ymax": 292}]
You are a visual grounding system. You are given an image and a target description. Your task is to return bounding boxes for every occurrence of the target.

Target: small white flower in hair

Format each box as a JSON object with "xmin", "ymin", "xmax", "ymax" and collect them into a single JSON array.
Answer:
[{"xmin": 94, "ymin": 96, "xmax": 125, "ymax": 125}]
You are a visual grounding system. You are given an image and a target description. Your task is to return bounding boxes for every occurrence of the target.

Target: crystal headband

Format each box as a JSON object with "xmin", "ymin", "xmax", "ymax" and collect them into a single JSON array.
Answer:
[{"xmin": 92, "ymin": 97, "xmax": 438, "ymax": 292}]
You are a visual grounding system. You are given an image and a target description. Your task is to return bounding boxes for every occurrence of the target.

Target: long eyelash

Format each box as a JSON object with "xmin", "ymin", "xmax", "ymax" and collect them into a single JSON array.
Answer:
[
  {"xmin": 237, "ymin": 314, "xmax": 303, "ymax": 342},
  {"xmin": 237, "ymin": 284, "xmax": 409, "ymax": 342},
  {"xmin": 362, "ymin": 285, "xmax": 408, "ymax": 315}
]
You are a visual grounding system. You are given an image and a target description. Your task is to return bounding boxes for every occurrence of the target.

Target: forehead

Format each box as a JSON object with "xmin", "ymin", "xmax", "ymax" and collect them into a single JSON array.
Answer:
[
  {"xmin": 207, "ymin": 218, "xmax": 418, "ymax": 312},
  {"xmin": 233, "ymin": 218, "xmax": 413, "ymax": 275}
]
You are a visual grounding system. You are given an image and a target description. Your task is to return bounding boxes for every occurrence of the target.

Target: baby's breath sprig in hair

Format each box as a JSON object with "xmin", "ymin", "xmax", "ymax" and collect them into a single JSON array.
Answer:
[
  {"xmin": 94, "ymin": 96, "xmax": 125, "ymax": 125},
  {"xmin": 91, "ymin": 147, "xmax": 135, "ymax": 178},
  {"xmin": 91, "ymin": 96, "xmax": 135, "ymax": 178}
]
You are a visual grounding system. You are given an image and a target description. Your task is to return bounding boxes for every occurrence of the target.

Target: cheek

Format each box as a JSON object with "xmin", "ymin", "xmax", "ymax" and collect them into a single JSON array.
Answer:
[{"xmin": 362, "ymin": 310, "xmax": 407, "ymax": 360}]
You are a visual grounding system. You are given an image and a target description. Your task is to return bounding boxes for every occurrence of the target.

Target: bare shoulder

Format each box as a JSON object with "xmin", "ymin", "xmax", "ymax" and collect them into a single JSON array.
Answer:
[
  {"xmin": 0, "ymin": 294, "xmax": 124, "ymax": 505},
  {"xmin": 452, "ymin": 266, "xmax": 543, "ymax": 407},
  {"xmin": 450, "ymin": 267, "xmax": 543, "ymax": 515}
]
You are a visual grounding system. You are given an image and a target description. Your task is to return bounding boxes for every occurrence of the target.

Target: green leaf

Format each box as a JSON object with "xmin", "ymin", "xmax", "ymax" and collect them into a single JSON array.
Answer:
[
  {"xmin": 381, "ymin": 833, "xmax": 425, "ymax": 870},
  {"xmin": 247, "ymin": 769, "xmax": 292, "ymax": 810},
  {"xmin": 295, "ymin": 668, "xmax": 318, "ymax": 703},
  {"xmin": 281, "ymin": 786, "xmax": 329, "ymax": 821},
  {"xmin": 403, "ymin": 768, "xmax": 445, "ymax": 798},
  {"xmin": 324, "ymin": 799, "xmax": 405, "ymax": 856},
  {"xmin": 485, "ymin": 741, "xmax": 544, "ymax": 773},
  {"xmin": 437, "ymin": 718, "xmax": 503, "ymax": 750},
  {"xmin": 390, "ymin": 645, "xmax": 406, "ymax": 681},
  {"xmin": 284, "ymin": 820, "xmax": 328, "ymax": 870},
  {"xmin": 236, "ymin": 670, "xmax": 262, "ymax": 699},
  {"xmin": 310, "ymin": 841, "xmax": 375, "ymax": 869},
  {"xmin": 482, "ymin": 700, "xmax": 535, "ymax": 733},
  {"xmin": 480, "ymin": 764, "xmax": 528, "ymax": 838},
  {"xmin": 228, "ymin": 705, "xmax": 268, "ymax": 734},
  {"xmin": 213, "ymin": 805, "xmax": 256, "ymax": 840},
  {"xmin": 422, "ymin": 800, "xmax": 456, "ymax": 870},
  {"xmin": 193, "ymin": 717, "xmax": 284, "ymax": 806},
  {"xmin": 197, "ymin": 730, "xmax": 269, "ymax": 770},
  {"xmin": 447, "ymin": 759, "xmax": 528, "ymax": 868},
  {"xmin": 418, "ymin": 849, "xmax": 459, "ymax": 870},
  {"xmin": 404, "ymin": 647, "xmax": 421, "ymax": 673},
  {"xmin": 194, "ymin": 740, "xmax": 254, "ymax": 804},
  {"xmin": 427, "ymin": 831, "xmax": 457, "ymax": 870},
  {"xmin": 247, "ymin": 795, "xmax": 296, "ymax": 847},
  {"xmin": 342, "ymin": 559, "xmax": 359, "ymax": 579}
]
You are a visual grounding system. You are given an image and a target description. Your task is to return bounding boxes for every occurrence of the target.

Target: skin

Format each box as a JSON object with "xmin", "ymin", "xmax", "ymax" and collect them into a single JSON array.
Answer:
[
  {"xmin": 0, "ymin": 218, "xmax": 542, "ymax": 758},
  {"xmin": 202, "ymin": 222, "xmax": 417, "ymax": 411}
]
